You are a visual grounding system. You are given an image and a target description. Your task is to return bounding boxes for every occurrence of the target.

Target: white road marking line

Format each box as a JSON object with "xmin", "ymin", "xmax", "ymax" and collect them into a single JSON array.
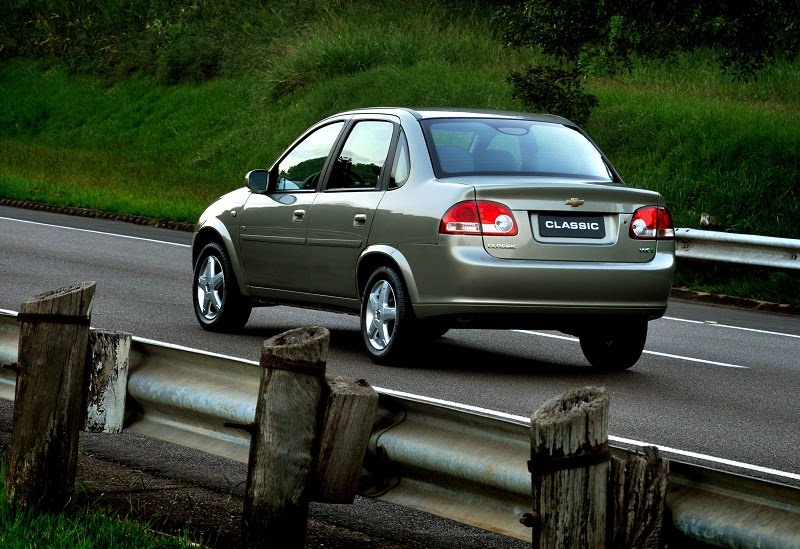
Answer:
[
  {"xmin": 663, "ymin": 316, "xmax": 800, "ymax": 339},
  {"xmin": 609, "ymin": 435, "xmax": 800, "ymax": 482},
  {"xmin": 641, "ymin": 350, "xmax": 746, "ymax": 368},
  {"xmin": 513, "ymin": 330, "xmax": 578, "ymax": 342},
  {"xmin": 513, "ymin": 329, "xmax": 748, "ymax": 369},
  {"xmin": 0, "ymin": 216, "xmax": 190, "ymax": 248}
]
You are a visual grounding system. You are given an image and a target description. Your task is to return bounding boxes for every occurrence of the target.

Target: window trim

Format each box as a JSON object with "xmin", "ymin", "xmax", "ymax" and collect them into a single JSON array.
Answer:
[
  {"xmin": 267, "ymin": 118, "xmax": 349, "ymax": 194},
  {"xmin": 321, "ymin": 116, "xmax": 401, "ymax": 193}
]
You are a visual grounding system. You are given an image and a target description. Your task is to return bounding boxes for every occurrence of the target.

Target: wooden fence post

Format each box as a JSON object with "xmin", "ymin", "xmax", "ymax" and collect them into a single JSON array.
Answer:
[
  {"xmin": 527, "ymin": 386, "xmax": 610, "ymax": 549},
  {"xmin": 7, "ymin": 282, "xmax": 96, "ymax": 512},
  {"xmin": 609, "ymin": 446, "xmax": 669, "ymax": 549},
  {"xmin": 84, "ymin": 329, "xmax": 131, "ymax": 433},
  {"xmin": 314, "ymin": 376, "xmax": 378, "ymax": 504},
  {"xmin": 241, "ymin": 326, "xmax": 329, "ymax": 548}
]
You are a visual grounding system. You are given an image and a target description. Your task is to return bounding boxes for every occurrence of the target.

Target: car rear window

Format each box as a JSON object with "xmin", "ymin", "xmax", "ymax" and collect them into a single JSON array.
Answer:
[{"xmin": 421, "ymin": 118, "xmax": 615, "ymax": 181}]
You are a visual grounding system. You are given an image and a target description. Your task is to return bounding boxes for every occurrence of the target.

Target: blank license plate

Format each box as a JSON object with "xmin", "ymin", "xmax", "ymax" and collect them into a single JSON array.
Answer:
[{"xmin": 538, "ymin": 214, "xmax": 606, "ymax": 238}]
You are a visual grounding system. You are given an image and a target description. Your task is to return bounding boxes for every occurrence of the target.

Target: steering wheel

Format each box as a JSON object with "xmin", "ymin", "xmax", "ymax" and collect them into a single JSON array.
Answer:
[
  {"xmin": 301, "ymin": 172, "xmax": 320, "ymax": 189},
  {"xmin": 347, "ymin": 169, "xmax": 366, "ymax": 186}
]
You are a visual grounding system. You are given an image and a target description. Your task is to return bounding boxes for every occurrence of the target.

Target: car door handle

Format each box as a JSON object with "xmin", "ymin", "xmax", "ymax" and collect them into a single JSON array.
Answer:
[
  {"xmin": 293, "ymin": 209, "xmax": 305, "ymax": 222},
  {"xmin": 353, "ymin": 213, "xmax": 367, "ymax": 227}
]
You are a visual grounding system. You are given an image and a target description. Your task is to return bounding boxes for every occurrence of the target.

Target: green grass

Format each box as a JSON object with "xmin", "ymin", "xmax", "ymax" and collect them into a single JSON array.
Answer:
[
  {"xmin": 0, "ymin": 464, "xmax": 198, "ymax": 548},
  {"xmin": 1, "ymin": 0, "xmax": 799, "ymax": 303},
  {"xmin": 586, "ymin": 85, "xmax": 800, "ymax": 236}
]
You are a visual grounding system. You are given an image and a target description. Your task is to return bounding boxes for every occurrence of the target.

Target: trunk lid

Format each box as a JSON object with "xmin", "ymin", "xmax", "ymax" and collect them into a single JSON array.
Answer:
[{"xmin": 469, "ymin": 178, "xmax": 663, "ymax": 263}]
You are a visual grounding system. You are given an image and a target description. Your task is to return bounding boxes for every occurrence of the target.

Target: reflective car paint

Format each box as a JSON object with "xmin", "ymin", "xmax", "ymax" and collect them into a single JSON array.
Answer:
[{"xmin": 192, "ymin": 107, "xmax": 675, "ymax": 368}]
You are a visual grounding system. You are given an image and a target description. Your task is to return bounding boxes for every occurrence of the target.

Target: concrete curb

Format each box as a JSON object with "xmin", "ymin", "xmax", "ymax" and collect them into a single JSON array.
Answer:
[
  {"xmin": 670, "ymin": 287, "xmax": 800, "ymax": 316},
  {"xmin": 0, "ymin": 198, "xmax": 194, "ymax": 232}
]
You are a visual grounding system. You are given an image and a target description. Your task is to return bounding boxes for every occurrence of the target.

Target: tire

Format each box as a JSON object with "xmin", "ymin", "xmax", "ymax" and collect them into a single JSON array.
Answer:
[
  {"xmin": 192, "ymin": 242, "xmax": 252, "ymax": 332},
  {"xmin": 360, "ymin": 266, "xmax": 415, "ymax": 364},
  {"xmin": 579, "ymin": 320, "xmax": 648, "ymax": 371}
]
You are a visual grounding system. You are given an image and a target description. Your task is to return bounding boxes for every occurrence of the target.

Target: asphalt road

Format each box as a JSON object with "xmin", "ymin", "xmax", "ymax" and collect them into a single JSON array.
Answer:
[{"xmin": 1, "ymin": 204, "xmax": 799, "ymax": 493}]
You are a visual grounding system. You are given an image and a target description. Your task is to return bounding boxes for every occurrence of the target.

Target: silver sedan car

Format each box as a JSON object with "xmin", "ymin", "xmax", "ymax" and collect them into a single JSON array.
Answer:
[{"xmin": 192, "ymin": 108, "xmax": 674, "ymax": 369}]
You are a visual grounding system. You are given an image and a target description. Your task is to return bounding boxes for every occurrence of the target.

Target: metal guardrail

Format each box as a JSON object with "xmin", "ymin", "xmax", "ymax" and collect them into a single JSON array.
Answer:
[
  {"xmin": 675, "ymin": 229, "xmax": 800, "ymax": 270},
  {"xmin": 1, "ymin": 312, "xmax": 799, "ymax": 546}
]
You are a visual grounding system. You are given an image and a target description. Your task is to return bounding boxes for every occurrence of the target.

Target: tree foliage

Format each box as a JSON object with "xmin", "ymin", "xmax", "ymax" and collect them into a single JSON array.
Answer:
[
  {"xmin": 498, "ymin": 0, "xmax": 800, "ymax": 121},
  {"xmin": 500, "ymin": 0, "xmax": 799, "ymax": 75}
]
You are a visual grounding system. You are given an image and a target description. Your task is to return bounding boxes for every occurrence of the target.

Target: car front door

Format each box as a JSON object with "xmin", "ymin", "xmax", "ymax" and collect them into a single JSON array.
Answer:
[
  {"xmin": 306, "ymin": 118, "xmax": 397, "ymax": 298},
  {"xmin": 239, "ymin": 120, "xmax": 345, "ymax": 294}
]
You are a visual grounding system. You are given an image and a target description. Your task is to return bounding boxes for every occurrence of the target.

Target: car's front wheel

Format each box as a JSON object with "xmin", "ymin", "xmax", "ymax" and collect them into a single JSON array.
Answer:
[
  {"xmin": 360, "ymin": 266, "xmax": 415, "ymax": 364},
  {"xmin": 579, "ymin": 320, "xmax": 648, "ymax": 371},
  {"xmin": 192, "ymin": 242, "xmax": 252, "ymax": 332}
]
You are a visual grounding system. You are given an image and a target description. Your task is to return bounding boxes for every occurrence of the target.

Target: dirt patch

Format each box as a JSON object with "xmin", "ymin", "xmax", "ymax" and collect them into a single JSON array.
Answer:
[{"xmin": 74, "ymin": 453, "xmax": 416, "ymax": 548}]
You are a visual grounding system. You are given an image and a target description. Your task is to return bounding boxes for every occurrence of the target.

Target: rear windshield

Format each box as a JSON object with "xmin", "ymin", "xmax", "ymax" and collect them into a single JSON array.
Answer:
[{"xmin": 421, "ymin": 118, "xmax": 615, "ymax": 181}]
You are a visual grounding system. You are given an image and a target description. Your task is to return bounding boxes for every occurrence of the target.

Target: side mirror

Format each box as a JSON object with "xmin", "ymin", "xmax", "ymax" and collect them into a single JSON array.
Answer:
[{"xmin": 246, "ymin": 169, "xmax": 269, "ymax": 192}]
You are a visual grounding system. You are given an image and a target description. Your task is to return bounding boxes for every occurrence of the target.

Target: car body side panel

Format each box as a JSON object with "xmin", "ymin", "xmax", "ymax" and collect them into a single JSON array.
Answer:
[
  {"xmin": 193, "ymin": 188, "xmax": 251, "ymax": 295},
  {"xmin": 239, "ymin": 191, "xmax": 317, "ymax": 293},
  {"xmin": 307, "ymin": 190, "xmax": 386, "ymax": 297},
  {"xmin": 357, "ymin": 244, "xmax": 421, "ymax": 303}
]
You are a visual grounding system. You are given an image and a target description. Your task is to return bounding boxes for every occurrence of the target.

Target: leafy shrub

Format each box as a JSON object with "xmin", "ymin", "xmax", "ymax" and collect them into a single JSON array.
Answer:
[
  {"xmin": 507, "ymin": 66, "xmax": 598, "ymax": 125},
  {"xmin": 154, "ymin": 29, "xmax": 223, "ymax": 85}
]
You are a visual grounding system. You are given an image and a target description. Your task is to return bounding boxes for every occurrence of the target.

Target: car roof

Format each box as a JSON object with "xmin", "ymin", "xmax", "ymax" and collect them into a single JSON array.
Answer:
[{"xmin": 336, "ymin": 107, "xmax": 573, "ymax": 125}]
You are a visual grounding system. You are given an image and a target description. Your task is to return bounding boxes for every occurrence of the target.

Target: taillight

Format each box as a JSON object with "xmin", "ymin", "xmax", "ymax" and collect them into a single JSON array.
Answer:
[
  {"xmin": 440, "ymin": 201, "xmax": 518, "ymax": 236},
  {"xmin": 630, "ymin": 206, "xmax": 674, "ymax": 240}
]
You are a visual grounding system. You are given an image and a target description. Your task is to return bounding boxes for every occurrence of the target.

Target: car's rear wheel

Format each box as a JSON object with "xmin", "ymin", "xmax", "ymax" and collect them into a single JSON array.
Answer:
[
  {"xmin": 579, "ymin": 320, "xmax": 647, "ymax": 371},
  {"xmin": 193, "ymin": 242, "xmax": 252, "ymax": 332},
  {"xmin": 361, "ymin": 266, "xmax": 414, "ymax": 364}
]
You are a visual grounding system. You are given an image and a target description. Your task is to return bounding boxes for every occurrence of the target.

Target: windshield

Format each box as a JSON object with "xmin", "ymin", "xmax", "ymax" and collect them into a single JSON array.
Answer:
[{"xmin": 421, "ymin": 118, "xmax": 616, "ymax": 181}]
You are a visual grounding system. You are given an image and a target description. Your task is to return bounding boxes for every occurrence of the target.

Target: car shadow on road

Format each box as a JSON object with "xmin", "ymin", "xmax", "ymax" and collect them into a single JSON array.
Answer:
[
  {"xmin": 403, "ymin": 338, "xmax": 599, "ymax": 377},
  {"xmin": 238, "ymin": 325, "xmax": 638, "ymax": 378}
]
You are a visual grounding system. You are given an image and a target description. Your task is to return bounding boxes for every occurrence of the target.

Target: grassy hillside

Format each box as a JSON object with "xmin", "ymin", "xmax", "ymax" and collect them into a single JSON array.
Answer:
[{"xmin": 1, "ymin": 0, "xmax": 798, "ymax": 303}]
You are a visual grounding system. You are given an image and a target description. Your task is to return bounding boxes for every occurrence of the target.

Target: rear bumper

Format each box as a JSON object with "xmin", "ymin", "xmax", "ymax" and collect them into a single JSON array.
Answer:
[{"xmin": 401, "ymin": 242, "xmax": 674, "ymax": 323}]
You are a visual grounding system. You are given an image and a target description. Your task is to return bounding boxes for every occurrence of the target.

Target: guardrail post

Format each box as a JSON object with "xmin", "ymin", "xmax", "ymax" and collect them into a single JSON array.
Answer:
[
  {"xmin": 314, "ymin": 376, "xmax": 378, "ymax": 503},
  {"xmin": 84, "ymin": 329, "xmax": 131, "ymax": 433},
  {"xmin": 609, "ymin": 446, "xmax": 668, "ymax": 549},
  {"xmin": 6, "ymin": 282, "xmax": 96, "ymax": 512},
  {"xmin": 241, "ymin": 326, "xmax": 329, "ymax": 548},
  {"xmin": 527, "ymin": 386, "xmax": 609, "ymax": 548}
]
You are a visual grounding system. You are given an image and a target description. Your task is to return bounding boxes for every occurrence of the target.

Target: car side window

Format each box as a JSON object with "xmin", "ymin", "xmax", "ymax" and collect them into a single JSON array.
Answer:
[
  {"xmin": 274, "ymin": 121, "xmax": 344, "ymax": 191},
  {"xmin": 389, "ymin": 131, "xmax": 410, "ymax": 189},
  {"xmin": 327, "ymin": 121, "xmax": 394, "ymax": 190}
]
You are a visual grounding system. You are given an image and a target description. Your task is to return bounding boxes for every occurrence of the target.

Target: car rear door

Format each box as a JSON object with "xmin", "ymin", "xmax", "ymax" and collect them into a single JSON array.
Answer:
[{"xmin": 306, "ymin": 117, "xmax": 398, "ymax": 298}]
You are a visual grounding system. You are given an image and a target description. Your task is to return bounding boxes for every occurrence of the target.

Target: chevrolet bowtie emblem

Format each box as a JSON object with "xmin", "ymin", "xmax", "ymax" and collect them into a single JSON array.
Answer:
[{"xmin": 565, "ymin": 198, "xmax": 585, "ymax": 207}]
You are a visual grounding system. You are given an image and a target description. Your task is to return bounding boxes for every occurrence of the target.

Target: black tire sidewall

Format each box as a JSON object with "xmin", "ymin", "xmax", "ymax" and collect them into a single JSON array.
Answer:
[
  {"xmin": 579, "ymin": 320, "xmax": 648, "ymax": 371},
  {"xmin": 192, "ymin": 242, "xmax": 250, "ymax": 332},
  {"xmin": 360, "ymin": 266, "xmax": 413, "ymax": 363}
]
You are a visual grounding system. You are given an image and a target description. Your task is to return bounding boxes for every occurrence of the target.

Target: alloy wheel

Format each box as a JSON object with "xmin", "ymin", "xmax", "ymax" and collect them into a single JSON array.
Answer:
[
  {"xmin": 364, "ymin": 279, "xmax": 397, "ymax": 351},
  {"xmin": 196, "ymin": 255, "xmax": 225, "ymax": 321}
]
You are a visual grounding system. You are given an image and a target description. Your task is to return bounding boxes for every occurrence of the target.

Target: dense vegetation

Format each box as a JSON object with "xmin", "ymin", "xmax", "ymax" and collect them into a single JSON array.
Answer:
[{"xmin": 0, "ymin": 0, "xmax": 798, "ymax": 303}]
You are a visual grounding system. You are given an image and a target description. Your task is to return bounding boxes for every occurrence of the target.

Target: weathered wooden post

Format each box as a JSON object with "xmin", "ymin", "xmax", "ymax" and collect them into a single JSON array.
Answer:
[
  {"xmin": 84, "ymin": 329, "xmax": 132, "ymax": 433},
  {"xmin": 609, "ymin": 446, "xmax": 669, "ymax": 549},
  {"xmin": 526, "ymin": 386, "xmax": 610, "ymax": 549},
  {"xmin": 314, "ymin": 376, "xmax": 378, "ymax": 503},
  {"xmin": 241, "ymin": 326, "xmax": 329, "ymax": 548},
  {"xmin": 7, "ymin": 281, "xmax": 96, "ymax": 511}
]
